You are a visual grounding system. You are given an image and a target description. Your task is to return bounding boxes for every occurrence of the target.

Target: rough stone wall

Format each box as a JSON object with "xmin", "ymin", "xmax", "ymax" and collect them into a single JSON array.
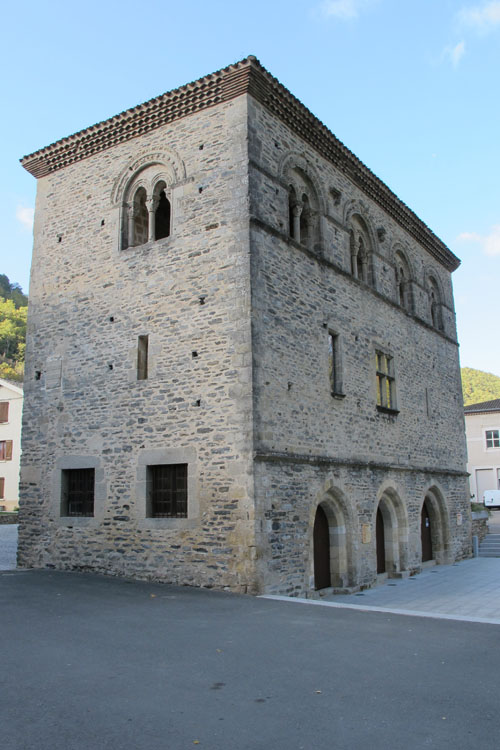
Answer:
[
  {"xmin": 18, "ymin": 97, "xmax": 258, "ymax": 592},
  {"xmin": 247, "ymin": 97, "xmax": 470, "ymax": 595}
]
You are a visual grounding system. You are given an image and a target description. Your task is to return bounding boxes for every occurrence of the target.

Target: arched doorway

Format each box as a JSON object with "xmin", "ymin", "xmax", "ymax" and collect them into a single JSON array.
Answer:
[
  {"xmin": 421, "ymin": 499, "xmax": 434, "ymax": 562},
  {"xmin": 375, "ymin": 489, "xmax": 409, "ymax": 577},
  {"xmin": 313, "ymin": 505, "xmax": 331, "ymax": 589},
  {"xmin": 376, "ymin": 507, "xmax": 386, "ymax": 574},
  {"xmin": 420, "ymin": 488, "xmax": 450, "ymax": 565}
]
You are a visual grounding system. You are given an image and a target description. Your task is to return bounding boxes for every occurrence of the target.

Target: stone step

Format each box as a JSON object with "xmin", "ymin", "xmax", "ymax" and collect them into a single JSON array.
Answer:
[{"xmin": 479, "ymin": 535, "xmax": 500, "ymax": 557}]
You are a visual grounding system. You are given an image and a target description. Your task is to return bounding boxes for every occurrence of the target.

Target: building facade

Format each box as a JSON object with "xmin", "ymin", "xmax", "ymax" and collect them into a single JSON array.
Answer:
[
  {"xmin": 464, "ymin": 399, "xmax": 500, "ymax": 502},
  {"xmin": 18, "ymin": 57, "xmax": 471, "ymax": 596},
  {"xmin": 0, "ymin": 379, "xmax": 23, "ymax": 512}
]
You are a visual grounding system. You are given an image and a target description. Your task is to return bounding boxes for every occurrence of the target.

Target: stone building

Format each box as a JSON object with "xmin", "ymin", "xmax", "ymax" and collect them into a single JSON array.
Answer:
[{"xmin": 18, "ymin": 56, "xmax": 471, "ymax": 596}]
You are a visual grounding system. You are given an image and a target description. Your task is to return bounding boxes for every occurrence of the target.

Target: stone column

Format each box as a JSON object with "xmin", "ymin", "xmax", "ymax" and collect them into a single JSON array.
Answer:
[
  {"xmin": 147, "ymin": 197, "xmax": 156, "ymax": 243},
  {"xmin": 292, "ymin": 203, "xmax": 302, "ymax": 242}
]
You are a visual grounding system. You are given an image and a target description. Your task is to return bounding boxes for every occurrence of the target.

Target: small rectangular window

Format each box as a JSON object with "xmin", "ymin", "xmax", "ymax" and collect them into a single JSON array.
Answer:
[
  {"xmin": 486, "ymin": 430, "xmax": 500, "ymax": 449},
  {"xmin": 375, "ymin": 351, "xmax": 397, "ymax": 412},
  {"xmin": 61, "ymin": 468, "xmax": 95, "ymax": 517},
  {"xmin": 137, "ymin": 335, "xmax": 149, "ymax": 380},
  {"xmin": 328, "ymin": 332, "xmax": 343, "ymax": 396},
  {"xmin": 0, "ymin": 403, "xmax": 8, "ymax": 422},
  {"xmin": 147, "ymin": 464, "xmax": 188, "ymax": 518},
  {"xmin": 0, "ymin": 441, "xmax": 13, "ymax": 461}
]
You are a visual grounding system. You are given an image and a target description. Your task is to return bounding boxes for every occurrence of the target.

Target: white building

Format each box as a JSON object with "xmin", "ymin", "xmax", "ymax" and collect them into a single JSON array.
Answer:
[
  {"xmin": 464, "ymin": 399, "xmax": 500, "ymax": 503},
  {"xmin": 0, "ymin": 379, "xmax": 23, "ymax": 512}
]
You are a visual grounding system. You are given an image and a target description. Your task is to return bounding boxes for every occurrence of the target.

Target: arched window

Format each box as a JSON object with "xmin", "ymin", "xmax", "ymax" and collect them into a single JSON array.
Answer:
[
  {"xmin": 394, "ymin": 250, "xmax": 412, "ymax": 312},
  {"xmin": 300, "ymin": 193, "xmax": 311, "ymax": 246},
  {"xmin": 132, "ymin": 187, "xmax": 148, "ymax": 247},
  {"xmin": 285, "ymin": 167, "xmax": 320, "ymax": 251},
  {"xmin": 428, "ymin": 276, "xmax": 443, "ymax": 330},
  {"xmin": 121, "ymin": 165, "xmax": 174, "ymax": 250},
  {"xmin": 288, "ymin": 185, "xmax": 298, "ymax": 241},
  {"xmin": 349, "ymin": 214, "xmax": 373, "ymax": 286},
  {"xmin": 154, "ymin": 181, "xmax": 171, "ymax": 240}
]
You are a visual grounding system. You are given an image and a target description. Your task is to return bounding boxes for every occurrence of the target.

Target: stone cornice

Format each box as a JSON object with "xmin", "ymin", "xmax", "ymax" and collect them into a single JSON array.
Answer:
[
  {"xmin": 20, "ymin": 55, "xmax": 459, "ymax": 272},
  {"xmin": 254, "ymin": 450, "xmax": 468, "ymax": 477}
]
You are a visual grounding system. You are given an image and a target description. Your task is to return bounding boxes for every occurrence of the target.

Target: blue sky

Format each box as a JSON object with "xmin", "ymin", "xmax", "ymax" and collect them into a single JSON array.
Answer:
[{"xmin": 2, "ymin": 0, "xmax": 499, "ymax": 375}]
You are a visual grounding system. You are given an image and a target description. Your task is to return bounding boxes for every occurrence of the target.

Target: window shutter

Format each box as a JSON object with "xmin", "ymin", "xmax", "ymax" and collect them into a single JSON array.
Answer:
[
  {"xmin": 0, "ymin": 477, "xmax": 4, "ymax": 499},
  {"xmin": 5, "ymin": 441, "xmax": 13, "ymax": 460},
  {"xmin": 0, "ymin": 402, "xmax": 8, "ymax": 422}
]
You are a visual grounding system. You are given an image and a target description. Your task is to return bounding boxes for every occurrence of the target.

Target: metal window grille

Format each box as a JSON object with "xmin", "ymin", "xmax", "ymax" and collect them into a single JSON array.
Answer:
[
  {"xmin": 62, "ymin": 468, "xmax": 95, "ymax": 517},
  {"xmin": 150, "ymin": 464, "xmax": 187, "ymax": 518}
]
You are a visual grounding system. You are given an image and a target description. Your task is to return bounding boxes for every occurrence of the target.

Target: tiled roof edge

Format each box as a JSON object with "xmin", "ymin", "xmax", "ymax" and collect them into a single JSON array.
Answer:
[
  {"xmin": 20, "ymin": 55, "xmax": 459, "ymax": 272},
  {"xmin": 464, "ymin": 398, "xmax": 500, "ymax": 414}
]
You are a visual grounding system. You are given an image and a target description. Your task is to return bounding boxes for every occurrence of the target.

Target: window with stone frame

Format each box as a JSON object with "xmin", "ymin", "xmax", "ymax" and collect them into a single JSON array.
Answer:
[
  {"xmin": 485, "ymin": 430, "xmax": 500, "ymax": 449},
  {"xmin": 375, "ymin": 351, "xmax": 397, "ymax": 412},
  {"xmin": 146, "ymin": 464, "xmax": 188, "ymax": 518},
  {"xmin": 137, "ymin": 335, "xmax": 149, "ymax": 381},
  {"xmin": 60, "ymin": 468, "xmax": 95, "ymax": 517}
]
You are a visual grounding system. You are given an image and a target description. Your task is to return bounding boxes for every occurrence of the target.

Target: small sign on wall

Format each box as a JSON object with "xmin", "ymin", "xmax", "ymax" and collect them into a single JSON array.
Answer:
[
  {"xmin": 362, "ymin": 524, "xmax": 371, "ymax": 544},
  {"xmin": 456, "ymin": 513, "xmax": 463, "ymax": 526}
]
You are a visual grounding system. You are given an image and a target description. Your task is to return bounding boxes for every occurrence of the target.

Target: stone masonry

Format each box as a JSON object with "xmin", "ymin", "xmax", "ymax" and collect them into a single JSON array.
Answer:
[{"xmin": 18, "ymin": 56, "xmax": 471, "ymax": 596}]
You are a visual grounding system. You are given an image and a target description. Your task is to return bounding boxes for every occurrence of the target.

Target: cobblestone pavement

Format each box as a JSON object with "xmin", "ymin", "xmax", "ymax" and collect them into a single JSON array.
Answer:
[
  {"xmin": 0, "ymin": 524, "xmax": 17, "ymax": 570},
  {"xmin": 265, "ymin": 557, "xmax": 500, "ymax": 624}
]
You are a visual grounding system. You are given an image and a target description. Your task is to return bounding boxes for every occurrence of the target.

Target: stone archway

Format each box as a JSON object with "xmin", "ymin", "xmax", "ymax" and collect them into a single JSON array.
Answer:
[
  {"xmin": 375, "ymin": 488, "xmax": 409, "ymax": 577},
  {"xmin": 420, "ymin": 487, "xmax": 450, "ymax": 564},
  {"xmin": 311, "ymin": 489, "xmax": 355, "ymax": 590}
]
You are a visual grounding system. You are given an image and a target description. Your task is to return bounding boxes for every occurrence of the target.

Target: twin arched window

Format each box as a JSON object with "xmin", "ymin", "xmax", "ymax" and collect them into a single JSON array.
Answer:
[
  {"xmin": 123, "ymin": 173, "xmax": 172, "ymax": 250},
  {"xmin": 349, "ymin": 214, "xmax": 373, "ymax": 286},
  {"xmin": 287, "ymin": 168, "xmax": 319, "ymax": 251},
  {"xmin": 394, "ymin": 250, "xmax": 412, "ymax": 313}
]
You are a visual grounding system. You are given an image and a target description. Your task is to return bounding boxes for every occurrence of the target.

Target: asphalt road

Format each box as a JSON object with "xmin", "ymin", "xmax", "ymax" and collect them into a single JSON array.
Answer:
[{"xmin": 1, "ymin": 569, "xmax": 498, "ymax": 750}]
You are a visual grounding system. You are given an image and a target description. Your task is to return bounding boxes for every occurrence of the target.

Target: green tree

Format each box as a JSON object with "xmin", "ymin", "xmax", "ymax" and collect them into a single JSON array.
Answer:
[{"xmin": 0, "ymin": 297, "xmax": 27, "ymax": 381}]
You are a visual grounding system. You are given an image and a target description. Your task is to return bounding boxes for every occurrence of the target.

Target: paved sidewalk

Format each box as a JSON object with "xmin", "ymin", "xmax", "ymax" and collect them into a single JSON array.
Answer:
[
  {"xmin": 0, "ymin": 524, "xmax": 17, "ymax": 570},
  {"xmin": 265, "ymin": 558, "xmax": 500, "ymax": 624}
]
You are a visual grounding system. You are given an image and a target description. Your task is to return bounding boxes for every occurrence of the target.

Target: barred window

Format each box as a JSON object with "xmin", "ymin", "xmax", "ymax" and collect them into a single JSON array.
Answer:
[
  {"xmin": 376, "ymin": 351, "xmax": 397, "ymax": 412},
  {"xmin": 147, "ymin": 464, "xmax": 187, "ymax": 518},
  {"xmin": 61, "ymin": 468, "xmax": 95, "ymax": 517}
]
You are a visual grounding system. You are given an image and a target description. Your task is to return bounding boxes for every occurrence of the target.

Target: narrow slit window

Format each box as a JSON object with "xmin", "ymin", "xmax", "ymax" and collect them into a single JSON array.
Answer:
[
  {"xmin": 137, "ymin": 335, "xmax": 149, "ymax": 381},
  {"xmin": 328, "ymin": 332, "xmax": 343, "ymax": 396}
]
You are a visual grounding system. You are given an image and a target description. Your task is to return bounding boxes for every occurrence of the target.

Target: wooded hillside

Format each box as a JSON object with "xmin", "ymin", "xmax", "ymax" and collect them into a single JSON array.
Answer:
[{"xmin": 461, "ymin": 367, "xmax": 500, "ymax": 406}]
